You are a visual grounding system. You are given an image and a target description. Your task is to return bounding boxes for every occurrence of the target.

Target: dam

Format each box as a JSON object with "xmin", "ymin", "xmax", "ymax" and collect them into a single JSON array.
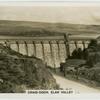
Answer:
[{"xmin": 0, "ymin": 33, "xmax": 99, "ymax": 68}]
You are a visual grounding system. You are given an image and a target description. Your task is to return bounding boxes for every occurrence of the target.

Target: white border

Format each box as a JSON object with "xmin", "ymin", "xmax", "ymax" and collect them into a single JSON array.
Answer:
[
  {"xmin": 0, "ymin": 1, "xmax": 100, "ymax": 6},
  {"xmin": 0, "ymin": 1, "xmax": 100, "ymax": 100}
]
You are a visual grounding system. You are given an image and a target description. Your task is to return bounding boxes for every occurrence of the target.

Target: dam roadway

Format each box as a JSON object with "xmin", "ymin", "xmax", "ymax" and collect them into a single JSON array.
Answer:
[
  {"xmin": 0, "ymin": 34, "xmax": 99, "ymax": 42},
  {"xmin": 53, "ymin": 74, "xmax": 100, "ymax": 93}
]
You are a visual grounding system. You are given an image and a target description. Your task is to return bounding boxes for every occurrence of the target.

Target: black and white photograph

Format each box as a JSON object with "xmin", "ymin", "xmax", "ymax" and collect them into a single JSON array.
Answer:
[{"xmin": 0, "ymin": 2, "xmax": 100, "ymax": 94}]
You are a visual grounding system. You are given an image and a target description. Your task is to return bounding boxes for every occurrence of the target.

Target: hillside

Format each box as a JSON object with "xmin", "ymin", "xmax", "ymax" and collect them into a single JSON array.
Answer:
[
  {"xmin": 0, "ymin": 20, "xmax": 99, "ymax": 36},
  {"xmin": 0, "ymin": 44, "xmax": 58, "ymax": 93}
]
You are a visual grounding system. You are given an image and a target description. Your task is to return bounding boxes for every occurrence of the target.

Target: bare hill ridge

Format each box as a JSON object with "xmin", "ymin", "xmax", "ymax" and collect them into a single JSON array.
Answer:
[{"xmin": 0, "ymin": 20, "xmax": 99, "ymax": 36}]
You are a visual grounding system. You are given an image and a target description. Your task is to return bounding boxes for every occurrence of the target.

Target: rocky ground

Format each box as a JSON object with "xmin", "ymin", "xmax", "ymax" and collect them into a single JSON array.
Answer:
[{"xmin": 0, "ymin": 44, "xmax": 58, "ymax": 93}]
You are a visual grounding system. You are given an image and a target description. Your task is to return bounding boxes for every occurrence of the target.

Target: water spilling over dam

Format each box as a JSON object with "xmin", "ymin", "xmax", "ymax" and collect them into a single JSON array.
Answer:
[
  {"xmin": 0, "ymin": 34, "xmax": 99, "ymax": 68},
  {"xmin": 10, "ymin": 41, "xmax": 67, "ymax": 67}
]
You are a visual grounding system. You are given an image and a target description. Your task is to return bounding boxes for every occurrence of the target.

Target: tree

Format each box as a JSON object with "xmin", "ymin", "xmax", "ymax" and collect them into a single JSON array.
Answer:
[{"xmin": 88, "ymin": 39, "xmax": 98, "ymax": 48}]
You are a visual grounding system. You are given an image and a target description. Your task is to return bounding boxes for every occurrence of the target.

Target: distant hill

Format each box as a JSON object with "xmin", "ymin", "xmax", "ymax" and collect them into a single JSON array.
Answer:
[{"xmin": 0, "ymin": 20, "xmax": 100, "ymax": 36}]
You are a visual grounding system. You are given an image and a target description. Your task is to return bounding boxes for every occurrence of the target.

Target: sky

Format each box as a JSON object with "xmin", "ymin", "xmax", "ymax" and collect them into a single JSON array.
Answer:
[{"xmin": 0, "ymin": 6, "xmax": 100, "ymax": 25}]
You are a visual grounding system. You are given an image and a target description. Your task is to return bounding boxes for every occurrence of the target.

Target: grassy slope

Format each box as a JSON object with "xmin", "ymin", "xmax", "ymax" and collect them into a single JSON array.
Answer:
[{"xmin": 0, "ymin": 20, "xmax": 100, "ymax": 36}]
